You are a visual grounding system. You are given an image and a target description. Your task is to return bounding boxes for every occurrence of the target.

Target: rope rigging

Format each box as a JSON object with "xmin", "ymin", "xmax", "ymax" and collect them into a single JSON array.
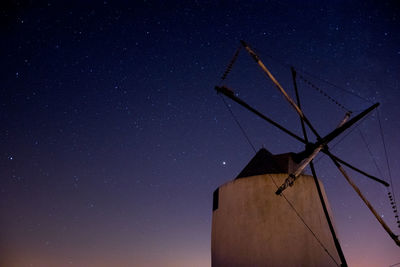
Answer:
[
  {"xmin": 296, "ymin": 69, "xmax": 373, "ymax": 104},
  {"xmin": 257, "ymin": 50, "xmax": 372, "ymax": 104},
  {"xmin": 221, "ymin": 45, "xmax": 242, "ymax": 81},
  {"xmin": 357, "ymin": 121, "xmax": 399, "ymax": 228},
  {"xmin": 220, "ymin": 94, "xmax": 257, "ymax": 153},
  {"xmin": 269, "ymin": 175, "xmax": 340, "ymax": 266},
  {"xmin": 298, "ymin": 74, "xmax": 352, "ymax": 113},
  {"xmin": 377, "ymin": 109, "xmax": 400, "ymax": 228},
  {"xmin": 260, "ymin": 48, "xmax": 399, "ymax": 228},
  {"xmin": 217, "ymin": 44, "xmax": 345, "ymax": 264},
  {"xmin": 357, "ymin": 127, "xmax": 385, "ymax": 179},
  {"xmin": 218, "ymin": 45, "xmax": 257, "ymax": 154},
  {"xmin": 313, "ymin": 107, "xmax": 399, "ymax": 230},
  {"xmin": 216, "ymin": 41, "xmax": 400, "ymax": 251}
]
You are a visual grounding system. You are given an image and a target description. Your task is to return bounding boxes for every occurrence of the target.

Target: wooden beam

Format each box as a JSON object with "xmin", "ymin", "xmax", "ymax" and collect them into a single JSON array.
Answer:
[
  {"xmin": 215, "ymin": 85, "xmax": 306, "ymax": 144},
  {"xmin": 330, "ymin": 158, "xmax": 400, "ymax": 247}
]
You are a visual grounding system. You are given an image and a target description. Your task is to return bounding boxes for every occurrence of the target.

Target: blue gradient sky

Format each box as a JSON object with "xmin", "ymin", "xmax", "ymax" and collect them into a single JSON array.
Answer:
[{"xmin": 1, "ymin": 1, "xmax": 399, "ymax": 266}]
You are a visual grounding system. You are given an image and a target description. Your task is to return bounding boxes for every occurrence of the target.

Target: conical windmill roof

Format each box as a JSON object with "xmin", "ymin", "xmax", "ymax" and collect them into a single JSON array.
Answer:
[{"xmin": 236, "ymin": 148, "xmax": 300, "ymax": 179}]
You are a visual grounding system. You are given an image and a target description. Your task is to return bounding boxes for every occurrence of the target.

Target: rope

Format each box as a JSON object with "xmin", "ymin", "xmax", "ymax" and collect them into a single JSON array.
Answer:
[
  {"xmin": 377, "ymin": 109, "xmax": 400, "ymax": 227},
  {"xmin": 313, "ymin": 115, "xmax": 369, "ymax": 165},
  {"xmin": 313, "ymin": 108, "xmax": 400, "ymax": 228},
  {"xmin": 220, "ymin": 95, "xmax": 257, "ymax": 153},
  {"xmin": 299, "ymin": 75, "xmax": 352, "ymax": 113},
  {"xmin": 254, "ymin": 49, "xmax": 372, "ymax": 104},
  {"xmin": 221, "ymin": 45, "xmax": 242, "ymax": 81},
  {"xmin": 269, "ymin": 175, "xmax": 340, "ymax": 266},
  {"xmin": 297, "ymin": 69, "xmax": 372, "ymax": 104},
  {"xmin": 357, "ymin": 128, "xmax": 385, "ymax": 179},
  {"xmin": 218, "ymin": 45, "xmax": 256, "ymax": 154}
]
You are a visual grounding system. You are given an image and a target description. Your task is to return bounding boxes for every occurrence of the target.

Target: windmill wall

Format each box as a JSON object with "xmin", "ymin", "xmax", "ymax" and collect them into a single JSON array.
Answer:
[{"xmin": 211, "ymin": 160, "xmax": 342, "ymax": 266}]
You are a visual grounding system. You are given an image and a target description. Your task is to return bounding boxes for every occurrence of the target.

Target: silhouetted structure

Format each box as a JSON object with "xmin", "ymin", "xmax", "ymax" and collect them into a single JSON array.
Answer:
[{"xmin": 212, "ymin": 149, "xmax": 341, "ymax": 266}]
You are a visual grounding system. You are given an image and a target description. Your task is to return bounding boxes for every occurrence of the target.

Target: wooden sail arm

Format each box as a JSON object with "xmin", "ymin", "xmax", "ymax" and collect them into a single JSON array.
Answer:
[
  {"xmin": 217, "ymin": 42, "xmax": 399, "ymax": 251},
  {"xmin": 275, "ymin": 144, "xmax": 324, "ymax": 195},
  {"xmin": 314, "ymin": 103, "xmax": 379, "ymax": 148},
  {"xmin": 216, "ymin": 85, "xmax": 387, "ymax": 186},
  {"xmin": 285, "ymin": 102, "xmax": 388, "ymax": 186},
  {"xmin": 240, "ymin": 40, "xmax": 322, "ymax": 140},
  {"xmin": 276, "ymin": 102, "xmax": 380, "ymax": 193},
  {"xmin": 330, "ymin": 157, "xmax": 400, "ymax": 247},
  {"xmin": 215, "ymin": 85, "xmax": 306, "ymax": 144},
  {"xmin": 291, "ymin": 70, "xmax": 399, "ymax": 249},
  {"xmin": 241, "ymin": 40, "xmax": 379, "ymax": 150},
  {"xmin": 291, "ymin": 66, "xmax": 309, "ymax": 143},
  {"xmin": 239, "ymin": 42, "xmax": 383, "ymax": 186},
  {"xmin": 291, "ymin": 67, "xmax": 348, "ymax": 266},
  {"xmin": 276, "ymin": 113, "xmax": 351, "ymax": 195},
  {"xmin": 326, "ymin": 152, "xmax": 389, "ymax": 187}
]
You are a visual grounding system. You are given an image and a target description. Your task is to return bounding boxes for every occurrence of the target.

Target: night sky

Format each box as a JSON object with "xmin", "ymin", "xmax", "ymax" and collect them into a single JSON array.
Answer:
[{"xmin": 1, "ymin": 1, "xmax": 400, "ymax": 266}]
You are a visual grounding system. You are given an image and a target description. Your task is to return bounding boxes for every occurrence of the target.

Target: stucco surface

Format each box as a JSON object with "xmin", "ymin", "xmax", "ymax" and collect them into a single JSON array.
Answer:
[{"xmin": 211, "ymin": 174, "xmax": 341, "ymax": 267}]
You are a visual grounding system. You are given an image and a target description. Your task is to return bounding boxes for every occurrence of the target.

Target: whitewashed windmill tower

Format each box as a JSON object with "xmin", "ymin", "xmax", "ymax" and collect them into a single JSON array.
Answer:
[{"xmin": 211, "ymin": 41, "xmax": 400, "ymax": 267}]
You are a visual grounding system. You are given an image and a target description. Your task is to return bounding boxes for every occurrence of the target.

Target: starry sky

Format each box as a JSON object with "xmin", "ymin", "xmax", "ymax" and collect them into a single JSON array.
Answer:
[{"xmin": 1, "ymin": 1, "xmax": 400, "ymax": 266}]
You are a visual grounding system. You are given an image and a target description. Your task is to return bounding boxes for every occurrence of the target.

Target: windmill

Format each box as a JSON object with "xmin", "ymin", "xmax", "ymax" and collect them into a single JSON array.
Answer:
[{"xmin": 211, "ymin": 41, "xmax": 399, "ymax": 267}]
